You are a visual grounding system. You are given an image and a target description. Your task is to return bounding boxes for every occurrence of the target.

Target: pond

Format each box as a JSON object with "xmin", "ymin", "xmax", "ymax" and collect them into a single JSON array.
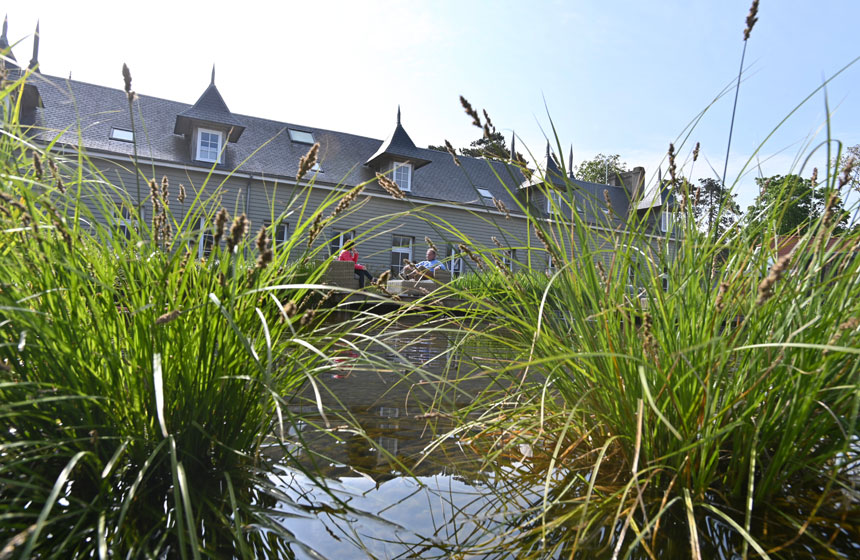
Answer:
[{"xmin": 263, "ymin": 321, "xmax": 860, "ymax": 559}]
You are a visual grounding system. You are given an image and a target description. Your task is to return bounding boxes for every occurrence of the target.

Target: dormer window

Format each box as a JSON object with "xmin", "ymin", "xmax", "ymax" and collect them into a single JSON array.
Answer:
[
  {"xmin": 392, "ymin": 162, "xmax": 412, "ymax": 192},
  {"xmin": 288, "ymin": 129, "xmax": 315, "ymax": 144},
  {"xmin": 196, "ymin": 128, "xmax": 223, "ymax": 163}
]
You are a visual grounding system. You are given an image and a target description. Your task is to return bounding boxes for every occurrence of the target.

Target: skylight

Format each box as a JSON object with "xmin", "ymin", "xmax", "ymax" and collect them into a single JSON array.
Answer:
[
  {"xmin": 477, "ymin": 187, "xmax": 493, "ymax": 200},
  {"xmin": 288, "ymin": 129, "xmax": 315, "ymax": 144},
  {"xmin": 110, "ymin": 128, "xmax": 134, "ymax": 142}
]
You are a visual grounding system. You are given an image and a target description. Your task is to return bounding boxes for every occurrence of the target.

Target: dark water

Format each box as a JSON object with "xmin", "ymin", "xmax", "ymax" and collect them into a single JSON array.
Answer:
[{"xmin": 263, "ymin": 323, "xmax": 860, "ymax": 559}]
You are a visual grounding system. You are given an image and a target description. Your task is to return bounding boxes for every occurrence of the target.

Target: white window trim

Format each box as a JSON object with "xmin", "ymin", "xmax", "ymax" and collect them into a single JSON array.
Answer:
[
  {"xmin": 661, "ymin": 210, "xmax": 670, "ymax": 232},
  {"xmin": 196, "ymin": 128, "xmax": 224, "ymax": 164},
  {"xmin": 390, "ymin": 235, "xmax": 413, "ymax": 275},
  {"xmin": 447, "ymin": 245, "xmax": 463, "ymax": 277},
  {"xmin": 264, "ymin": 221, "xmax": 290, "ymax": 248},
  {"xmin": 502, "ymin": 249, "xmax": 515, "ymax": 271},
  {"xmin": 116, "ymin": 206, "xmax": 142, "ymax": 239},
  {"xmin": 329, "ymin": 231, "xmax": 351, "ymax": 256},
  {"xmin": 198, "ymin": 217, "xmax": 215, "ymax": 258},
  {"xmin": 547, "ymin": 191, "xmax": 565, "ymax": 217},
  {"xmin": 392, "ymin": 162, "xmax": 412, "ymax": 192}
]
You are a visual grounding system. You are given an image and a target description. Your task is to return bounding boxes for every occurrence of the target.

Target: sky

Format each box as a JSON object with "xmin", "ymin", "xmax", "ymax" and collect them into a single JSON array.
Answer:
[{"xmin": 4, "ymin": 0, "xmax": 860, "ymax": 209}]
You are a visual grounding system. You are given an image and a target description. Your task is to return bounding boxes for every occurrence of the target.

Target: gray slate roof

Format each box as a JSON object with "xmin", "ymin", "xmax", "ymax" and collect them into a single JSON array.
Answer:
[
  {"xmin": 174, "ymin": 82, "xmax": 245, "ymax": 141},
  {"xmin": 27, "ymin": 73, "xmax": 529, "ymax": 211},
  {"xmin": 23, "ymin": 72, "xmax": 669, "ymax": 229}
]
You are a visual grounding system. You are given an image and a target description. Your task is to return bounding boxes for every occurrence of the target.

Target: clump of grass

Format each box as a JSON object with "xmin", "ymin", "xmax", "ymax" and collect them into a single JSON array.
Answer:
[
  {"xmin": 0, "ymin": 72, "xmax": 394, "ymax": 557},
  {"xmin": 430, "ymin": 85, "xmax": 860, "ymax": 560}
]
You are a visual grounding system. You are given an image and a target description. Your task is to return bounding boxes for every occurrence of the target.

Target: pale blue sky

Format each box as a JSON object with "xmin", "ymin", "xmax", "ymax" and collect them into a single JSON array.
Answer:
[{"xmin": 5, "ymin": 0, "xmax": 860, "ymax": 208}]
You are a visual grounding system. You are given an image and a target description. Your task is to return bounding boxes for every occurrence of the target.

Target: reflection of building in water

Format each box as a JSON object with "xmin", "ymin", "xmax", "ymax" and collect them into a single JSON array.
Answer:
[
  {"xmin": 377, "ymin": 436, "xmax": 399, "ymax": 457},
  {"xmin": 378, "ymin": 406, "xmax": 400, "ymax": 418}
]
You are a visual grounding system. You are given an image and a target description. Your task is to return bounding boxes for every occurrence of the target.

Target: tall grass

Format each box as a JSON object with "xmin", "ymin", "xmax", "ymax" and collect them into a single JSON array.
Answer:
[
  {"xmin": 430, "ymin": 112, "xmax": 860, "ymax": 558},
  {"xmin": 0, "ymin": 74, "xmax": 396, "ymax": 557}
]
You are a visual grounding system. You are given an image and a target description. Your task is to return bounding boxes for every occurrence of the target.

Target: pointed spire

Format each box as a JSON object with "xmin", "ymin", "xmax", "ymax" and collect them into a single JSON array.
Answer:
[
  {"xmin": 568, "ymin": 145, "xmax": 574, "ymax": 177},
  {"xmin": 28, "ymin": 20, "xmax": 39, "ymax": 72},
  {"xmin": 545, "ymin": 140, "xmax": 551, "ymax": 159},
  {"xmin": 396, "ymin": 105, "xmax": 401, "ymax": 126},
  {"xmin": 510, "ymin": 132, "xmax": 516, "ymax": 160},
  {"xmin": 2, "ymin": 15, "xmax": 8, "ymax": 42},
  {"xmin": 657, "ymin": 166, "xmax": 663, "ymax": 184},
  {"xmin": 0, "ymin": 15, "xmax": 13, "ymax": 64},
  {"xmin": 210, "ymin": 64, "xmax": 215, "ymax": 85}
]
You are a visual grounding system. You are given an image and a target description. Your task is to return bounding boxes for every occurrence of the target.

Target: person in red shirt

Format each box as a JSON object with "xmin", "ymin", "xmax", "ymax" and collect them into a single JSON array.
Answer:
[{"xmin": 338, "ymin": 238, "xmax": 374, "ymax": 288}]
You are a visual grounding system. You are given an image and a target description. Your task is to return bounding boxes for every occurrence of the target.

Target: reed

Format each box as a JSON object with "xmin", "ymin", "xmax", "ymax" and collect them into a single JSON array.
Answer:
[{"xmin": 0, "ymin": 74, "xmax": 394, "ymax": 557}]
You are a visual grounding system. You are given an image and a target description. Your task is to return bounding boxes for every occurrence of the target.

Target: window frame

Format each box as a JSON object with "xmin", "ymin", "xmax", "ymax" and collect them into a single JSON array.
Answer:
[
  {"xmin": 390, "ymin": 234, "xmax": 414, "ymax": 275},
  {"xmin": 477, "ymin": 187, "xmax": 494, "ymax": 205},
  {"xmin": 288, "ymin": 129, "xmax": 315, "ymax": 144},
  {"xmin": 198, "ymin": 217, "xmax": 215, "ymax": 258},
  {"xmin": 264, "ymin": 220, "xmax": 290, "ymax": 249},
  {"xmin": 116, "ymin": 206, "xmax": 142, "ymax": 239},
  {"xmin": 392, "ymin": 162, "xmax": 412, "ymax": 192},
  {"xmin": 502, "ymin": 248, "xmax": 516, "ymax": 271},
  {"xmin": 547, "ymin": 190, "xmax": 567, "ymax": 218},
  {"xmin": 196, "ymin": 128, "xmax": 224, "ymax": 163},
  {"xmin": 328, "ymin": 231, "xmax": 351, "ymax": 256},
  {"xmin": 661, "ymin": 210, "xmax": 671, "ymax": 232},
  {"xmin": 110, "ymin": 127, "xmax": 134, "ymax": 142},
  {"xmin": 447, "ymin": 245, "xmax": 463, "ymax": 277}
]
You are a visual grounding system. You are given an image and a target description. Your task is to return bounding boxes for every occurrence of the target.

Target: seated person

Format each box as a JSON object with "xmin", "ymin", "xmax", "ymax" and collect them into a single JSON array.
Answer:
[
  {"xmin": 402, "ymin": 248, "xmax": 447, "ymax": 280},
  {"xmin": 338, "ymin": 239, "xmax": 374, "ymax": 288}
]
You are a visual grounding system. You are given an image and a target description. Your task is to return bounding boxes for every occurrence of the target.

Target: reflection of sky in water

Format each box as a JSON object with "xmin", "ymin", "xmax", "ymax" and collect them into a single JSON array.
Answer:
[{"xmin": 269, "ymin": 467, "xmax": 534, "ymax": 559}]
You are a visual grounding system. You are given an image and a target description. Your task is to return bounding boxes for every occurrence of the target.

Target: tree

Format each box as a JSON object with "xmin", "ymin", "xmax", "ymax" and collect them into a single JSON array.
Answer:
[
  {"xmin": 574, "ymin": 154, "xmax": 627, "ymax": 183},
  {"xmin": 429, "ymin": 131, "xmax": 510, "ymax": 160},
  {"xmin": 692, "ymin": 178, "xmax": 742, "ymax": 237},
  {"xmin": 745, "ymin": 174, "xmax": 848, "ymax": 235}
]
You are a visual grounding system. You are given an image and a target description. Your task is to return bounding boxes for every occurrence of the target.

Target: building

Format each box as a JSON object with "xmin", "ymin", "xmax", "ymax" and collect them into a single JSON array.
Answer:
[{"xmin": 2, "ymin": 20, "xmax": 677, "ymax": 280}]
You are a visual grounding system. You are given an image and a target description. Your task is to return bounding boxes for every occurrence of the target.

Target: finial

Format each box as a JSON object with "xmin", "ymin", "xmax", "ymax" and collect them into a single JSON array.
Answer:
[
  {"xmin": 28, "ymin": 20, "xmax": 39, "ymax": 72},
  {"xmin": 2, "ymin": 15, "xmax": 8, "ymax": 41},
  {"xmin": 545, "ymin": 140, "xmax": 551, "ymax": 158},
  {"xmin": 397, "ymin": 105, "xmax": 401, "ymax": 125},
  {"xmin": 510, "ymin": 132, "xmax": 516, "ymax": 159},
  {"xmin": 657, "ymin": 166, "xmax": 663, "ymax": 184},
  {"xmin": 211, "ymin": 64, "xmax": 215, "ymax": 85},
  {"xmin": 568, "ymin": 145, "xmax": 574, "ymax": 174}
]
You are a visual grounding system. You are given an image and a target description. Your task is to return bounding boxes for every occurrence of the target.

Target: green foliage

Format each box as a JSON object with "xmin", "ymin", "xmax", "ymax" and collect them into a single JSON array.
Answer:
[
  {"xmin": 430, "ymin": 131, "xmax": 511, "ymax": 159},
  {"xmin": 692, "ymin": 177, "xmax": 743, "ymax": 236},
  {"xmin": 574, "ymin": 153, "xmax": 627, "ymax": 183},
  {"xmin": 431, "ymin": 149, "xmax": 860, "ymax": 556},
  {"xmin": 746, "ymin": 173, "xmax": 849, "ymax": 235},
  {"xmin": 0, "ymin": 78, "xmax": 386, "ymax": 557}
]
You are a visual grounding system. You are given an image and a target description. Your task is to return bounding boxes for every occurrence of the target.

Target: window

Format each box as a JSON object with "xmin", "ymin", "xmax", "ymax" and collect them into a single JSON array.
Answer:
[
  {"xmin": 196, "ymin": 128, "xmax": 223, "ymax": 163},
  {"xmin": 264, "ymin": 221, "xmax": 290, "ymax": 249},
  {"xmin": 199, "ymin": 217, "xmax": 215, "ymax": 258},
  {"xmin": 547, "ymin": 191, "xmax": 566, "ymax": 218},
  {"xmin": 661, "ymin": 210, "xmax": 671, "ymax": 232},
  {"xmin": 392, "ymin": 162, "xmax": 412, "ymax": 192},
  {"xmin": 477, "ymin": 187, "xmax": 494, "ymax": 204},
  {"xmin": 110, "ymin": 127, "xmax": 134, "ymax": 142},
  {"xmin": 116, "ymin": 206, "xmax": 142, "ymax": 239},
  {"xmin": 328, "ymin": 231, "xmax": 351, "ymax": 256},
  {"xmin": 390, "ymin": 235, "xmax": 413, "ymax": 275},
  {"xmin": 447, "ymin": 245, "xmax": 463, "ymax": 277},
  {"xmin": 661, "ymin": 267, "xmax": 669, "ymax": 292},
  {"xmin": 502, "ymin": 249, "xmax": 515, "ymax": 271},
  {"xmin": 288, "ymin": 129, "xmax": 315, "ymax": 144}
]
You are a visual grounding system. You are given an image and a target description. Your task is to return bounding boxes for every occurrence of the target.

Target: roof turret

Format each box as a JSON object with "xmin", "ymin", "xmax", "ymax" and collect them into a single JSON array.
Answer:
[
  {"xmin": 365, "ymin": 107, "xmax": 431, "ymax": 170},
  {"xmin": 173, "ymin": 67, "xmax": 245, "ymax": 142}
]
